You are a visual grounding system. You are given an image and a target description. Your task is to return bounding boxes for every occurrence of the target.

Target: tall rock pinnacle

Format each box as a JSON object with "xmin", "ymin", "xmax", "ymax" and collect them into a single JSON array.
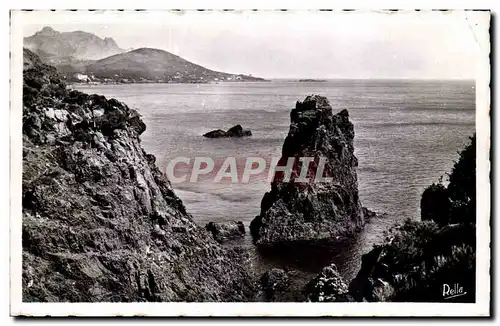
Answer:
[{"xmin": 250, "ymin": 95, "xmax": 365, "ymax": 246}]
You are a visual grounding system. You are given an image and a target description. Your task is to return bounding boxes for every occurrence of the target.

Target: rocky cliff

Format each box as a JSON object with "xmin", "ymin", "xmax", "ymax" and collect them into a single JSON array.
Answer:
[
  {"xmin": 21, "ymin": 48, "xmax": 255, "ymax": 302},
  {"xmin": 250, "ymin": 95, "xmax": 365, "ymax": 246},
  {"xmin": 24, "ymin": 27, "xmax": 124, "ymax": 62}
]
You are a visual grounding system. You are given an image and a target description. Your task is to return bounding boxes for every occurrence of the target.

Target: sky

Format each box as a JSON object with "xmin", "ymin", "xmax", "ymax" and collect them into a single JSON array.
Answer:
[{"xmin": 19, "ymin": 10, "xmax": 488, "ymax": 79}]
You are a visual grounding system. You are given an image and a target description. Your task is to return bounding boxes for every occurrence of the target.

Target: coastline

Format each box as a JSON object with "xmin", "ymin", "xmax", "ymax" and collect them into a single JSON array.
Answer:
[
  {"xmin": 66, "ymin": 79, "xmax": 272, "ymax": 86},
  {"xmin": 20, "ymin": 49, "xmax": 478, "ymax": 304}
]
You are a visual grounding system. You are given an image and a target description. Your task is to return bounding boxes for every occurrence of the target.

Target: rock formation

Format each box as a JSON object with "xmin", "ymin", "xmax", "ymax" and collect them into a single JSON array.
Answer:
[
  {"xmin": 21, "ymin": 48, "xmax": 255, "ymax": 302},
  {"xmin": 250, "ymin": 95, "xmax": 365, "ymax": 246},
  {"xmin": 305, "ymin": 264, "xmax": 353, "ymax": 302},
  {"xmin": 24, "ymin": 26, "xmax": 125, "ymax": 61},
  {"xmin": 258, "ymin": 268, "xmax": 290, "ymax": 302},
  {"xmin": 203, "ymin": 129, "xmax": 227, "ymax": 138},
  {"xmin": 203, "ymin": 124, "xmax": 252, "ymax": 138},
  {"xmin": 205, "ymin": 221, "xmax": 246, "ymax": 243}
]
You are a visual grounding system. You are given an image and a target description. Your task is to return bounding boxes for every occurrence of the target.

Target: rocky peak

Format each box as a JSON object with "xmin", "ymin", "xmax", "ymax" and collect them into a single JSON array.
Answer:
[
  {"xmin": 104, "ymin": 37, "xmax": 119, "ymax": 47},
  {"xmin": 250, "ymin": 95, "xmax": 364, "ymax": 246},
  {"xmin": 283, "ymin": 95, "xmax": 354, "ymax": 164},
  {"xmin": 24, "ymin": 27, "xmax": 125, "ymax": 61},
  {"xmin": 37, "ymin": 26, "xmax": 59, "ymax": 36}
]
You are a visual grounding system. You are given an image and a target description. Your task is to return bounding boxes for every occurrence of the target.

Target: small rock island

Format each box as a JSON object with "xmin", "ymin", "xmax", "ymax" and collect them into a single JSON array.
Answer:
[
  {"xmin": 297, "ymin": 79, "xmax": 327, "ymax": 82},
  {"xmin": 203, "ymin": 124, "xmax": 252, "ymax": 138}
]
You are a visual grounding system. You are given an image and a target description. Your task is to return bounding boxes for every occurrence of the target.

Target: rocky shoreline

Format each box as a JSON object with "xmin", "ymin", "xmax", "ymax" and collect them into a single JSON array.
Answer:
[
  {"xmin": 67, "ymin": 79, "xmax": 271, "ymax": 86},
  {"xmin": 22, "ymin": 48, "xmax": 476, "ymax": 303},
  {"xmin": 22, "ymin": 48, "xmax": 255, "ymax": 302}
]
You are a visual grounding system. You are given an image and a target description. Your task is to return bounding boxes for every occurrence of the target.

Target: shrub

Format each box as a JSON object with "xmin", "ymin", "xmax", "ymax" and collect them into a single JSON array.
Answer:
[{"xmin": 379, "ymin": 220, "xmax": 475, "ymax": 302}]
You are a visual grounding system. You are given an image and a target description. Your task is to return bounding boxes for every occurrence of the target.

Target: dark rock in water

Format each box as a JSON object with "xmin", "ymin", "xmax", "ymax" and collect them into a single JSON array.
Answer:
[
  {"xmin": 21, "ymin": 48, "xmax": 255, "ymax": 302},
  {"xmin": 226, "ymin": 124, "xmax": 252, "ymax": 137},
  {"xmin": 362, "ymin": 207, "xmax": 386, "ymax": 219},
  {"xmin": 305, "ymin": 263, "xmax": 353, "ymax": 302},
  {"xmin": 203, "ymin": 124, "xmax": 252, "ymax": 138},
  {"xmin": 362, "ymin": 207, "xmax": 377, "ymax": 219},
  {"xmin": 250, "ymin": 95, "xmax": 365, "ymax": 246},
  {"xmin": 205, "ymin": 221, "xmax": 246, "ymax": 243},
  {"xmin": 203, "ymin": 129, "xmax": 228, "ymax": 138},
  {"xmin": 258, "ymin": 268, "xmax": 290, "ymax": 301}
]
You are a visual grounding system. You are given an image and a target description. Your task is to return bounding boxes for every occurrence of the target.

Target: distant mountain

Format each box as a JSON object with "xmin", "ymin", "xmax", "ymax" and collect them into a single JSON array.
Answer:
[
  {"xmin": 24, "ymin": 27, "xmax": 266, "ymax": 84},
  {"xmin": 85, "ymin": 48, "xmax": 266, "ymax": 83},
  {"xmin": 24, "ymin": 26, "xmax": 124, "ymax": 62}
]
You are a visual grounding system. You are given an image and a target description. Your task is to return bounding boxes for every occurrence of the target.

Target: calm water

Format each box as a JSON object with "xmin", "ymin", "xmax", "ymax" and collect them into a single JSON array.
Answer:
[{"xmin": 75, "ymin": 80, "xmax": 475, "ymax": 284}]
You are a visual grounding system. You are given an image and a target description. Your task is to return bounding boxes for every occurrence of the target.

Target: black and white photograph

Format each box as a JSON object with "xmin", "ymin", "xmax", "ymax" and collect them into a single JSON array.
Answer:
[{"xmin": 9, "ymin": 9, "xmax": 490, "ymax": 317}]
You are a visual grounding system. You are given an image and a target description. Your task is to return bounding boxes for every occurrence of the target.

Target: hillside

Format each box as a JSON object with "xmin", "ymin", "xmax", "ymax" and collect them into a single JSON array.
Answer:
[
  {"xmin": 24, "ymin": 26, "xmax": 125, "ymax": 62},
  {"xmin": 24, "ymin": 27, "xmax": 266, "ymax": 84},
  {"xmin": 85, "ymin": 48, "xmax": 266, "ymax": 83}
]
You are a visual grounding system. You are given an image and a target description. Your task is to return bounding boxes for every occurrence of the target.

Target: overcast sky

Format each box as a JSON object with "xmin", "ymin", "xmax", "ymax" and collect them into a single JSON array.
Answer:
[{"xmin": 20, "ymin": 10, "xmax": 488, "ymax": 79}]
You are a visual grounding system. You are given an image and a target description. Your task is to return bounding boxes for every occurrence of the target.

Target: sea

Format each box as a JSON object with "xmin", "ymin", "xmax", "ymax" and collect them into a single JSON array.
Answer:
[{"xmin": 75, "ymin": 79, "xmax": 475, "ymax": 286}]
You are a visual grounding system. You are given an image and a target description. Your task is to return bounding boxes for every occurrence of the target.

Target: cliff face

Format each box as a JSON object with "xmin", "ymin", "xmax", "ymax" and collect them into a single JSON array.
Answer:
[
  {"xmin": 250, "ymin": 95, "xmax": 364, "ymax": 246},
  {"xmin": 24, "ymin": 27, "xmax": 124, "ymax": 61},
  {"xmin": 21, "ymin": 49, "xmax": 255, "ymax": 302}
]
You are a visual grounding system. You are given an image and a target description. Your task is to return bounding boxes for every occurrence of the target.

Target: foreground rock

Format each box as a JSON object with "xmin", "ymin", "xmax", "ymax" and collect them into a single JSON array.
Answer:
[
  {"xmin": 256, "ymin": 268, "xmax": 308, "ymax": 302},
  {"xmin": 250, "ymin": 95, "xmax": 365, "ymax": 246},
  {"xmin": 348, "ymin": 221, "xmax": 476, "ymax": 302},
  {"xmin": 22, "ymin": 48, "xmax": 255, "ymax": 302},
  {"xmin": 258, "ymin": 268, "xmax": 290, "ymax": 301},
  {"xmin": 305, "ymin": 264, "xmax": 353, "ymax": 302},
  {"xmin": 205, "ymin": 221, "xmax": 246, "ymax": 243},
  {"xmin": 203, "ymin": 124, "xmax": 252, "ymax": 138}
]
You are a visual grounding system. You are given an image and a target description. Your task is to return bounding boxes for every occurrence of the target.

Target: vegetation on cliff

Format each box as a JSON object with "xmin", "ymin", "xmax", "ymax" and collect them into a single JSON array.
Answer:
[
  {"xmin": 421, "ymin": 135, "xmax": 476, "ymax": 226},
  {"xmin": 348, "ymin": 135, "xmax": 476, "ymax": 302}
]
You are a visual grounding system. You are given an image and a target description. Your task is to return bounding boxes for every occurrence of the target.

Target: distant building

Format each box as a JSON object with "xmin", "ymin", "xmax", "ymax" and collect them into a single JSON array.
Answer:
[{"xmin": 73, "ymin": 73, "xmax": 91, "ymax": 83}]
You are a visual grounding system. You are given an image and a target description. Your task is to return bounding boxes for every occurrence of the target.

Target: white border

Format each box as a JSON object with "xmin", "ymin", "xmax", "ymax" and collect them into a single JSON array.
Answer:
[{"xmin": 9, "ymin": 9, "xmax": 491, "ymax": 317}]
